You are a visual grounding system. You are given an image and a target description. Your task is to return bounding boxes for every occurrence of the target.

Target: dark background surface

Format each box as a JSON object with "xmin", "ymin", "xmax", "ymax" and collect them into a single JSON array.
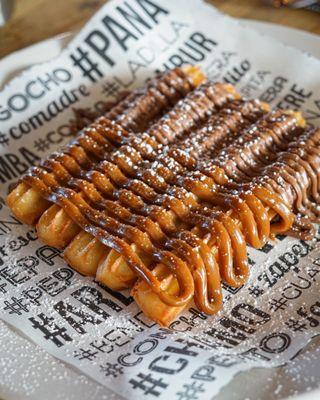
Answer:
[{"xmin": 0, "ymin": 0, "xmax": 319, "ymax": 59}]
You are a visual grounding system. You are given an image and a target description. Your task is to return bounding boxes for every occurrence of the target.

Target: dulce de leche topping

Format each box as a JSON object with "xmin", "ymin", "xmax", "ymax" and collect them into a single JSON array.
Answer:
[{"xmin": 8, "ymin": 70, "xmax": 320, "ymax": 315}]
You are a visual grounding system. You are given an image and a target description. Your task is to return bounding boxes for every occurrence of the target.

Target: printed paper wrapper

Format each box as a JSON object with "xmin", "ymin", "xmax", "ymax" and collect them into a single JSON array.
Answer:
[{"xmin": 0, "ymin": 1, "xmax": 319, "ymax": 399}]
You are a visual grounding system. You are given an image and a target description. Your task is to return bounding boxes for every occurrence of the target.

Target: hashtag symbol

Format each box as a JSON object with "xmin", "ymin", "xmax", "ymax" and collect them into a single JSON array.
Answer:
[
  {"xmin": 269, "ymin": 297, "xmax": 288, "ymax": 312},
  {"xmin": 70, "ymin": 46, "xmax": 103, "ymax": 83},
  {"xmin": 176, "ymin": 381, "xmax": 205, "ymax": 400},
  {"xmin": 285, "ymin": 318, "xmax": 307, "ymax": 332},
  {"xmin": 34, "ymin": 137, "xmax": 50, "ymax": 152},
  {"xmin": 3, "ymin": 296, "xmax": 29, "ymax": 315},
  {"xmin": 102, "ymin": 80, "xmax": 121, "ymax": 99},
  {"xmin": 74, "ymin": 347, "xmax": 98, "ymax": 361},
  {"xmin": 29, "ymin": 313, "xmax": 72, "ymax": 347},
  {"xmin": 100, "ymin": 362, "xmax": 123, "ymax": 377},
  {"xmin": 0, "ymin": 132, "xmax": 9, "ymax": 147},
  {"xmin": 248, "ymin": 285, "xmax": 264, "ymax": 298},
  {"xmin": 130, "ymin": 373, "xmax": 168, "ymax": 396}
]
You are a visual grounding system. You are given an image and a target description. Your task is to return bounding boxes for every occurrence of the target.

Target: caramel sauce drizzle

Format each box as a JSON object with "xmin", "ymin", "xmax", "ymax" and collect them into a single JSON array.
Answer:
[
  {"xmin": 22, "ymin": 82, "xmax": 244, "ymax": 310},
  {"xmin": 12, "ymin": 72, "xmax": 320, "ymax": 314},
  {"xmin": 22, "ymin": 114, "xmax": 303, "ymax": 312},
  {"xmin": 40, "ymin": 67, "xmax": 197, "ymax": 181}
]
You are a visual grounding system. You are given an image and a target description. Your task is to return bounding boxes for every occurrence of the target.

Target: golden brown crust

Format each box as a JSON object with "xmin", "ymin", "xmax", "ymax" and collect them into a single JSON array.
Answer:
[
  {"xmin": 6, "ymin": 66, "xmax": 320, "ymax": 326},
  {"xmin": 63, "ymin": 231, "xmax": 108, "ymax": 276}
]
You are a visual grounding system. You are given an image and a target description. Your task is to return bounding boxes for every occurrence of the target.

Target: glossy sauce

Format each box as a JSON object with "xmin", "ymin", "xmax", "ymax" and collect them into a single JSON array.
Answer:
[{"xmin": 13, "ymin": 73, "xmax": 320, "ymax": 313}]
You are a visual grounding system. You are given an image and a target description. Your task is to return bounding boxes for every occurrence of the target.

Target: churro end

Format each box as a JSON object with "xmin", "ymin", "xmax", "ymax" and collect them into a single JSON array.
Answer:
[
  {"xmin": 6, "ymin": 183, "xmax": 50, "ymax": 225},
  {"xmin": 182, "ymin": 65, "xmax": 206, "ymax": 87},
  {"xmin": 224, "ymin": 83, "xmax": 241, "ymax": 100},
  {"xmin": 132, "ymin": 264, "xmax": 186, "ymax": 327},
  {"xmin": 37, "ymin": 205, "xmax": 80, "ymax": 249},
  {"xmin": 260, "ymin": 101, "xmax": 270, "ymax": 113},
  {"xmin": 96, "ymin": 249, "xmax": 137, "ymax": 291},
  {"xmin": 64, "ymin": 231, "xmax": 108, "ymax": 276},
  {"xmin": 286, "ymin": 110, "xmax": 306, "ymax": 128}
]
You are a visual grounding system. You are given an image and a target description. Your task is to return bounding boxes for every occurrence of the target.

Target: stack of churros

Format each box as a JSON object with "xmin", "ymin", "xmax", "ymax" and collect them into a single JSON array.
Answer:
[{"xmin": 7, "ymin": 66, "xmax": 320, "ymax": 326}]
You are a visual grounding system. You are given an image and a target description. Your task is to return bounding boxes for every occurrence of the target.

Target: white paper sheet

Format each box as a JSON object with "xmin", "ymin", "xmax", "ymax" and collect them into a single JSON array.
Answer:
[{"xmin": 0, "ymin": 1, "xmax": 320, "ymax": 399}]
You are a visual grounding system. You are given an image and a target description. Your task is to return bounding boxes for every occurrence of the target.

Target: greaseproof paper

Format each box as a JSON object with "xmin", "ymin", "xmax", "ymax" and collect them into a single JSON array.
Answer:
[{"xmin": 0, "ymin": 1, "xmax": 320, "ymax": 399}]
